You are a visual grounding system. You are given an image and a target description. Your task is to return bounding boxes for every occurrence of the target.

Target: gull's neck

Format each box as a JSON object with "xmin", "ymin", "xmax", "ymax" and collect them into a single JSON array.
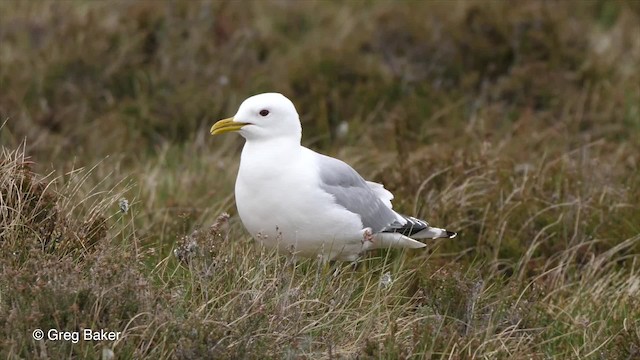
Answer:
[{"xmin": 242, "ymin": 136, "xmax": 302, "ymax": 159}]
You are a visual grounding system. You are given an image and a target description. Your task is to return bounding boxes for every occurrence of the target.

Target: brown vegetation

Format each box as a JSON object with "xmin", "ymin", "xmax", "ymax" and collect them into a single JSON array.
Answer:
[{"xmin": 1, "ymin": 1, "xmax": 639, "ymax": 358}]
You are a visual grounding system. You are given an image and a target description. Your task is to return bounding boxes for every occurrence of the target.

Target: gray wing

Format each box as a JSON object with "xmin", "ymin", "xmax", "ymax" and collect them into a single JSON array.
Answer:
[{"xmin": 315, "ymin": 153, "xmax": 399, "ymax": 232}]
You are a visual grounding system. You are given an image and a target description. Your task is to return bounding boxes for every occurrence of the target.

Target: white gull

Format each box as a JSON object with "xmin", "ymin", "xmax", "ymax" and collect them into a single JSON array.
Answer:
[{"xmin": 211, "ymin": 93, "xmax": 456, "ymax": 261}]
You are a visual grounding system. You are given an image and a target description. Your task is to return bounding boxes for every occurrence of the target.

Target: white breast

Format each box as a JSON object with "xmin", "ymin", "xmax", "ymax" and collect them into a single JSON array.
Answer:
[{"xmin": 234, "ymin": 141, "xmax": 364, "ymax": 258}]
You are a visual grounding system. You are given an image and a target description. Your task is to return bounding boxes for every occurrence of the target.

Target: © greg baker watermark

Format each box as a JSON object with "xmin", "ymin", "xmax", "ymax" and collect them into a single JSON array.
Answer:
[{"xmin": 32, "ymin": 328, "xmax": 121, "ymax": 343}]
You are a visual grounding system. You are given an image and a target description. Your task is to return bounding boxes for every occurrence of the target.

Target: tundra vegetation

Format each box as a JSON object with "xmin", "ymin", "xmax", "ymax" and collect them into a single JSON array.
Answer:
[{"xmin": 1, "ymin": 1, "xmax": 639, "ymax": 359}]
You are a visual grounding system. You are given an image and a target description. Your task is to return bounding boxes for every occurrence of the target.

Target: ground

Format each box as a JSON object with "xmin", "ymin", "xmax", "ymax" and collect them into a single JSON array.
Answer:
[{"xmin": 1, "ymin": 1, "xmax": 639, "ymax": 359}]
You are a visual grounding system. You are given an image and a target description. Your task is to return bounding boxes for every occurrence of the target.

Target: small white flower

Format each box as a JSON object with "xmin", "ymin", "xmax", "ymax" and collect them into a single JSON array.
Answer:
[
  {"xmin": 380, "ymin": 272, "xmax": 393, "ymax": 288},
  {"xmin": 218, "ymin": 75, "xmax": 229, "ymax": 86},
  {"xmin": 119, "ymin": 198, "xmax": 129, "ymax": 214},
  {"xmin": 336, "ymin": 121, "xmax": 349, "ymax": 139},
  {"xmin": 102, "ymin": 347, "xmax": 115, "ymax": 360}
]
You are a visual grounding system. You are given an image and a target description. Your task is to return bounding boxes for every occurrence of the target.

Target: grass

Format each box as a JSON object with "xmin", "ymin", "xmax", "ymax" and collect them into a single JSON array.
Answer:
[{"xmin": 1, "ymin": 0, "xmax": 639, "ymax": 358}]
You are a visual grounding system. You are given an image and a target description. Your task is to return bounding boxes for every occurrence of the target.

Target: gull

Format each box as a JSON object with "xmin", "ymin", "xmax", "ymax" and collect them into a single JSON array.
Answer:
[{"xmin": 210, "ymin": 93, "xmax": 456, "ymax": 261}]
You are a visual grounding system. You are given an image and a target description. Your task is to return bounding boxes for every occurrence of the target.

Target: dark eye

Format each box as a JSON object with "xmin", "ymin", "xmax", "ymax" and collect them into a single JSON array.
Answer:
[{"xmin": 259, "ymin": 109, "xmax": 269, "ymax": 117}]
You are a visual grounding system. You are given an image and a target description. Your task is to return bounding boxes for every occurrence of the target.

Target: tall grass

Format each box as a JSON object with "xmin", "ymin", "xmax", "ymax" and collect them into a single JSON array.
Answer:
[{"xmin": 1, "ymin": 0, "xmax": 639, "ymax": 358}]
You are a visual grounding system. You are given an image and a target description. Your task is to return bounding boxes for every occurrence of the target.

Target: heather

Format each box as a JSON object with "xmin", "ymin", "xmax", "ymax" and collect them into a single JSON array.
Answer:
[{"xmin": 1, "ymin": 1, "xmax": 639, "ymax": 358}]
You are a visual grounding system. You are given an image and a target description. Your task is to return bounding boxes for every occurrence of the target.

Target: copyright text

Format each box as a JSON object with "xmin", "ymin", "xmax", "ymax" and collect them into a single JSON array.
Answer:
[{"xmin": 32, "ymin": 329, "xmax": 121, "ymax": 343}]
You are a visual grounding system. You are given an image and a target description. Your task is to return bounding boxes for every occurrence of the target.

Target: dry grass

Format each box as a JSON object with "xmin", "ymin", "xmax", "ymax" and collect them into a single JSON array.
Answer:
[{"xmin": 1, "ymin": 0, "xmax": 639, "ymax": 359}]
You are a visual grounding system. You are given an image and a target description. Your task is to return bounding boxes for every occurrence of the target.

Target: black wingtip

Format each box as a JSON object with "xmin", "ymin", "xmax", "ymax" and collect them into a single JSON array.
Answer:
[{"xmin": 446, "ymin": 231, "xmax": 457, "ymax": 238}]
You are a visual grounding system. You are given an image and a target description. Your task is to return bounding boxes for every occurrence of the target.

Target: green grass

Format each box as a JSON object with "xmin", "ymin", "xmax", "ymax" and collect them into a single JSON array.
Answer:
[{"xmin": 1, "ymin": 0, "xmax": 639, "ymax": 358}]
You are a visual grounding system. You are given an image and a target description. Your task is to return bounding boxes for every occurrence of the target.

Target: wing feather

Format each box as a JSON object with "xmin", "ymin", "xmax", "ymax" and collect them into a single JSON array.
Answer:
[{"xmin": 315, "ymin": 153, "xmax": 398, "ymax": 232}]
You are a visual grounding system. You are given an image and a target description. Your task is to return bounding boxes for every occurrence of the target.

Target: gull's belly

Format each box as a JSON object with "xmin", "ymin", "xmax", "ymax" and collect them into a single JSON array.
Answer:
[{"xmin": 235, "ymin": 173, "xmax": 364, "ymax": 257}]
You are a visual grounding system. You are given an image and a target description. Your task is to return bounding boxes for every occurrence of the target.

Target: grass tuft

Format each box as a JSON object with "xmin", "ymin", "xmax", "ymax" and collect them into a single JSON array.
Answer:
[{"xmin": 1, "ymin": 1, "xmax": 639, "ymax": 358}]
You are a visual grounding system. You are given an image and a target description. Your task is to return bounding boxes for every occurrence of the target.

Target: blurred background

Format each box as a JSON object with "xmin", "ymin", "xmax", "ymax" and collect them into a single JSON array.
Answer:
[
  {"xmin": 1, "ymin": 1, "xmax": 640, "ymax": 357},
  {"xmin": 2, "ymin": 1, "xmax": 638, "ymax": 157}
]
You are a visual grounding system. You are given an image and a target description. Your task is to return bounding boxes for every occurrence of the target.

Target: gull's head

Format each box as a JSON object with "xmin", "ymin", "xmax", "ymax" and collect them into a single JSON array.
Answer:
[{"xmin": 210, "ymin": 93, "xmax": 301, "ymax": 142}]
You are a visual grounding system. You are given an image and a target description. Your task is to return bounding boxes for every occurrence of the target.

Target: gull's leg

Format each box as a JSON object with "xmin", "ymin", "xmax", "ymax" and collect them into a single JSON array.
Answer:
[
  {"xmin": 361, "ymin": 228, "xmax": 374, "ymax": 244},
  {"xmin": 360, "ymin": 227, "xmax": 377, "ymax": 254}
]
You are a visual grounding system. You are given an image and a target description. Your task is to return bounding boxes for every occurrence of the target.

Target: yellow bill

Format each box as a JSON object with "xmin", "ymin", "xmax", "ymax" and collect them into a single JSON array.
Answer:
[{"xmin": 210, "ymin": 117, "xmax": 250, "ymax": 135}]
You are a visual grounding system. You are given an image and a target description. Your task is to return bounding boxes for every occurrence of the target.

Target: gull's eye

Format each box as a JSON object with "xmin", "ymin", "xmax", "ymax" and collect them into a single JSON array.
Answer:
[{"xmin": 259, "ymin": 109, "xmax": 269, "ymax": 117}]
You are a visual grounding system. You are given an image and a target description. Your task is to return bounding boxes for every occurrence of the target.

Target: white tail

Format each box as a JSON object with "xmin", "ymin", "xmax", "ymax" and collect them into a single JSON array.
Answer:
[
  {"xmin": 371, "ymin": 233, "xmax": 427, "ymax": 250},
  {"xmin": 411, "ymin": 226, "xmax": 457, "ymax": 240}
]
